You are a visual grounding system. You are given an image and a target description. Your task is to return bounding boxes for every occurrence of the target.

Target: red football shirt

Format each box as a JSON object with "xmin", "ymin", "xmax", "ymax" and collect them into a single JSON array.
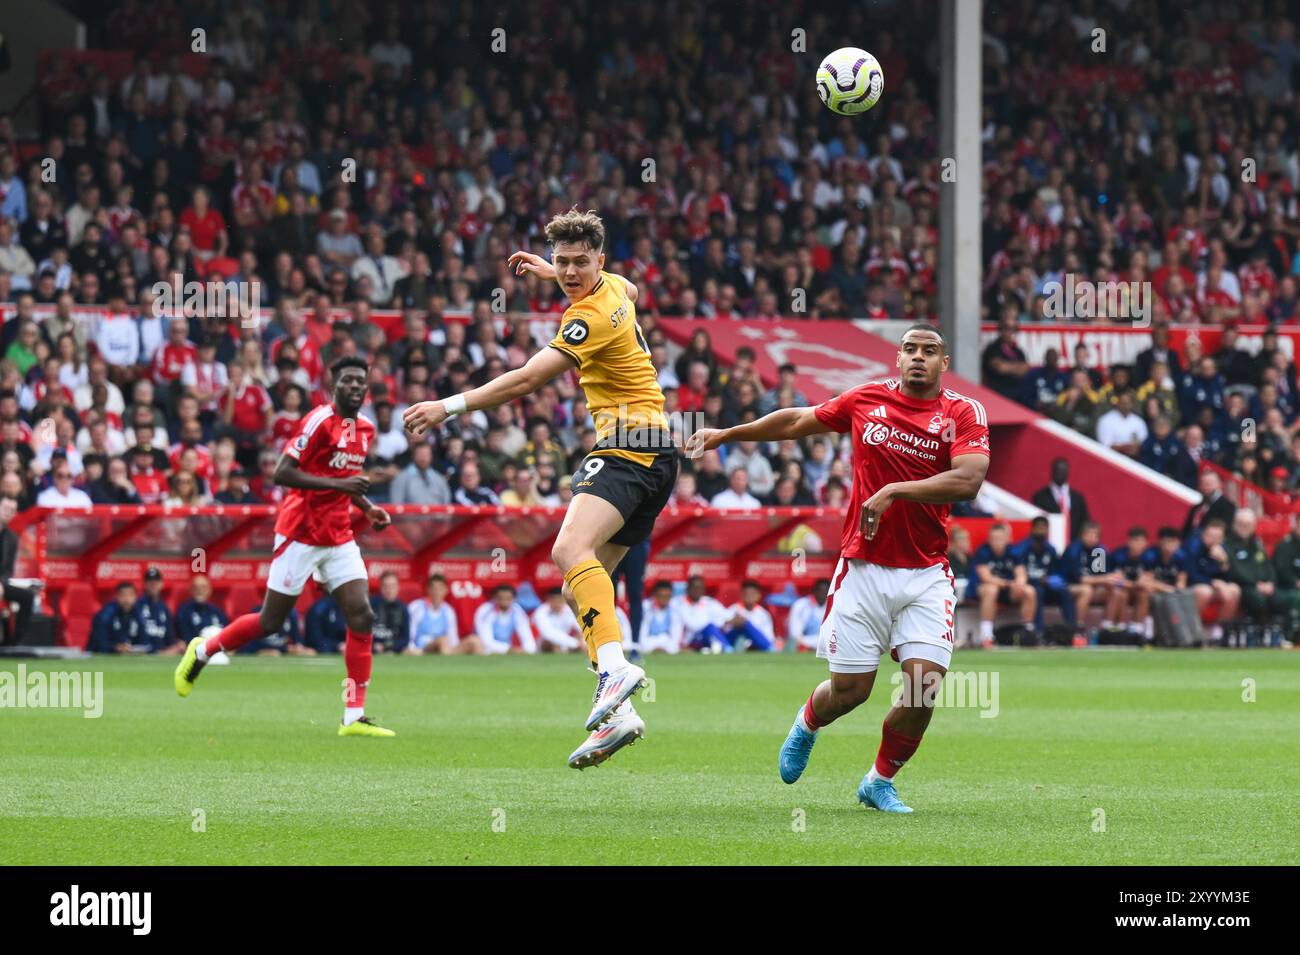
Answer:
[
  {"xmin": 131, "ymin": 467, "xmax": 169, "ymax": 505},
  {"xmin": 221, "ymin": 381, "xmax": 271, "ymax": 433},
  {"xmin": 153, "ymin": 341, "xmax": 198, "ymax": 384},
  {"xmin": 168, "ymin": 442, "xmax": 213, "ymax": 481},
  {"xmin": 813, "ymin": 378, "xmax": 990, "ymax": 568},
  {"xmin": 274, "ymin": 404, "xmax": 375, "ymax": 546},
  {"xmin": 270, "ymin": 333, "xmax": 323, "ymax": 386},
  {"xmin": 179, "ymin": 208, "xmax": 226, "ymax": 252},
  {"xmin": 269, "ymin": 410, "xmax": 303, "ymax": 451}
]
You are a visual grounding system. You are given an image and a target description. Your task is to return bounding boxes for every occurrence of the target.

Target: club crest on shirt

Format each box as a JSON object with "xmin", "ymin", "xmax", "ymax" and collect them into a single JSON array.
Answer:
[{"xmin": 927, "ymin": 413, "xmax": 945, "ymax": 434}]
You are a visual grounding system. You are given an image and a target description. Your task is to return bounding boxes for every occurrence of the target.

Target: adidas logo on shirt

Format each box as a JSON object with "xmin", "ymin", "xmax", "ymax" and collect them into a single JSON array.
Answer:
[{"xmin": 868, "ymin": 406, "xmax": 888, "ymax": 418}]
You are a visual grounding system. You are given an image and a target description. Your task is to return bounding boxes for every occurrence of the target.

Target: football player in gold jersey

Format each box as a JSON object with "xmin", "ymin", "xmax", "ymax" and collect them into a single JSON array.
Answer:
[{"xmin": 403, "ymin": 209, "xmax": 676, "ymax": 768}]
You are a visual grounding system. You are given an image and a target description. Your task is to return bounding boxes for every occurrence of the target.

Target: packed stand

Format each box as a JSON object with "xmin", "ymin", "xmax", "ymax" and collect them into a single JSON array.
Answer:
[{"xmin": 978, "ymin": 1, "xmax": 1300, "ymax": 498}]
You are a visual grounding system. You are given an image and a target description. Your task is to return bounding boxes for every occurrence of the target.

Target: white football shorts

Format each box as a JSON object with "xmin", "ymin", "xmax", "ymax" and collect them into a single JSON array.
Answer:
[
  {"xmin": 268, "ymin": 534, "xmax": 369, "ymax": 597},
  {"xmin": 817, "ymin": 558, "xmax": 956, "ymax": 672}
]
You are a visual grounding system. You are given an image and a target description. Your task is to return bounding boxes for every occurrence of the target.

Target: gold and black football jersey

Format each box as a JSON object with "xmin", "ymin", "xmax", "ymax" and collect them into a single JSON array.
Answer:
[{"xmin": 548, "ymin": 271, "xmax": 671, "ymax": 466}]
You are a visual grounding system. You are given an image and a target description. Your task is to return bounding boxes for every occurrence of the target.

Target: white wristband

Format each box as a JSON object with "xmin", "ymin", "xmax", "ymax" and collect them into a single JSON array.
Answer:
[{"xmin": 443, "ymin": 394, "xmax": 468, "ymax": 417}]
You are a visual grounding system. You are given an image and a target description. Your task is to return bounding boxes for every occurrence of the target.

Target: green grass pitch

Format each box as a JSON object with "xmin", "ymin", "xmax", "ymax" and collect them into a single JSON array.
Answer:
[{"xmin": 1, "ymin": 651, "xmax": 1296, "ymax": 865}]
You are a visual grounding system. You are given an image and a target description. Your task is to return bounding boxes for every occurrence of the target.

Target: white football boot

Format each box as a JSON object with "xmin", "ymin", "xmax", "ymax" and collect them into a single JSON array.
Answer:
[
  {"xmin": 584, "ymin": 661, "xmax": 647, "ymax": 731},
  {"xmin": 568, "ymin": 702, "xmax": 645, "ymax": 769}
]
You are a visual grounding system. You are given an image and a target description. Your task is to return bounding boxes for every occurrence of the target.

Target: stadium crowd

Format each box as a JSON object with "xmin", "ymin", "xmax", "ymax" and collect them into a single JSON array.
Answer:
[
  {"xmin": 0, "ymin": 1, "xmax": 966, "ymax": 523},
  {"xmin": 0, "ymin": 0, "xmax": 1298, "ymax": 644},
  {"xmin": 975, "ymin": 0, "xmax": 1300, "ymax": 502}
]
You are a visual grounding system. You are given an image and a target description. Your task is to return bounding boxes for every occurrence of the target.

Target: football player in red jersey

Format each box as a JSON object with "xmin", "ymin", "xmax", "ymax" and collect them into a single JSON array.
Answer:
[
  {"xmin": 174, "ymin": 356, "xmax": 395, "ymax": 737},
  {"xmin": 688, "ymin": 325, "xmax": 990, "ymax": 812}
]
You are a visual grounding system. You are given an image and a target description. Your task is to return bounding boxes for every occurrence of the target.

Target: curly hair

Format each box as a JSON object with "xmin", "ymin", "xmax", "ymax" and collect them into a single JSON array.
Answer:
[{"xmin": 544, "ymin": 208, "xmax": 605, "ymax": 253}]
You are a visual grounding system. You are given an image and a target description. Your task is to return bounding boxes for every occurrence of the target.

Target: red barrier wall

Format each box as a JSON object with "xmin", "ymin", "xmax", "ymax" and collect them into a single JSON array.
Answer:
[{"xmin": 987, "ymin": 423, "xmax": 1194, "ymax": 547}]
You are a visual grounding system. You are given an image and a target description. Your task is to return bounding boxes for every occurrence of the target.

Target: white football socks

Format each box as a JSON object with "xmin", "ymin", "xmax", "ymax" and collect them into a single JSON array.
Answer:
[
  {"xmin": 596, "ymin": 641, "xmax": 627, "ymax": 673},
  {"xmin": 343, "ymin": 706, "xmax": 364, "ymax": 726},
  {"xmin": 796, "ymin": 709, "xmax": 818, "ymax": 734}
]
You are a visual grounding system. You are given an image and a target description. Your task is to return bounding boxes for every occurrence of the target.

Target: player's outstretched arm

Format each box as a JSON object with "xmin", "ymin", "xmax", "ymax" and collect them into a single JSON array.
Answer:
[
  {"xmin": 402, "ymin": 346, "xmax": 574, "ymax": 436},
  {"xmin": 507, "ymin": 250, "xmax": 556, "ymax": 282},
  {"xmin": 685, "ymin": 406, "xmax": 828, "ymax": 458}
]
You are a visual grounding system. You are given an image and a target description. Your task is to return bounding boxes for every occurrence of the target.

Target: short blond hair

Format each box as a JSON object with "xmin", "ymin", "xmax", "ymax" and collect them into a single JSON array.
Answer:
[{"xmin": 545, "ymin": 208, "xmax": 605, "ymax": 253}]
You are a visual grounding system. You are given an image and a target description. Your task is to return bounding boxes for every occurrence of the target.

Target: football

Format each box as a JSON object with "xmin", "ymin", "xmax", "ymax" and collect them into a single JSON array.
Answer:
[{"xmin": 816, "ymin": 46, "xmax": 884, "ymax": 115}]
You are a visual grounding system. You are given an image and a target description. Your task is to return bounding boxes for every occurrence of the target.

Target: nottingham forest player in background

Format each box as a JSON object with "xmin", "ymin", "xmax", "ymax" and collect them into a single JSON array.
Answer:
[
  {"xmin": 174, "ymin": 357, "xmax": 394, "ymax": 737},
  {"xmin": 403, "ymin": 209, "xmax": 677, "ymax": 769}
]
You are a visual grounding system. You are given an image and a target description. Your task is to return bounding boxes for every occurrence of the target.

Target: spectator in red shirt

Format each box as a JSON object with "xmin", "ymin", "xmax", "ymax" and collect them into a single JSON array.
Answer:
[
  {"xmin": 269, "ymin": 383, "xmax": 308, "ymax": 451},
  {"xmin": 269, "ymin": 308, "xmax": 322, "ymax": 386},
  {"xmin": 152, "ymin": 317, "xmax": 198, "ymax": 388},
  {"xmin": 1152, "ymin": 239, "xmax": 1196, "ymax": 297},
  {"xmin": 178, "ymin": 186, "xmax": 228, "ymax": 262},
  {"xmin": 130, "ymin": 445, "xmax": 169, "ymax": 504},
  {"xmin": 677, "ymin": 360, "xmax": 711, "ymax": 414},
  {"xmin": 168, "ymin": 419, "xmax": 214, "ymax": 481},
  {"xmin": 180, "ymin": 337, "xmax": 229, "ymax": 420},
  {"xmin": 248, "ymin": 447, "xmax": 285, "ymax": 504},
  {"xmin": 231, "ymin": 160, "xmax": 275, "ymax": 235},
  {"xmin": 1166, "ymin": 206, "xmax": 1208, "ymax": 263},
  {"xmin": 217, "ymin": 363, "xmax": 272, "ymax": 468}
]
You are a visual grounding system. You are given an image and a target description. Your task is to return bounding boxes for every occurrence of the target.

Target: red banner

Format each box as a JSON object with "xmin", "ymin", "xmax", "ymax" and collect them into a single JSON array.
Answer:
[
  {"xmin": 658, "ymin": 319, "xmax": 1036, "ymax": 425},
  {"xmin": 981, "ymin": 323, "xmax": 1300, "ymax": 371}
]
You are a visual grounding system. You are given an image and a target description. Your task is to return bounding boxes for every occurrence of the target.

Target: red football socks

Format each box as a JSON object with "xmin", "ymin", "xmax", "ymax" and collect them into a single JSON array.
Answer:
[
  {"xmin": 873, "ymin": 720, "xmax": 923, "ymax": 779},
  {"xmin": 344, "ymin": 629, "xmax": 373, "ymax": 707},
  {"xmin": 803, "ymin": 693, "xmax": 828, "ymax": 730}
]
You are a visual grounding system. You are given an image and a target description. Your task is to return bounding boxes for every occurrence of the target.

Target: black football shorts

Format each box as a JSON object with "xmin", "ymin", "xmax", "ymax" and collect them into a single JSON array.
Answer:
[{"xmin": 570, "ymin": 450, "xmax": 679, "ymax": 547}]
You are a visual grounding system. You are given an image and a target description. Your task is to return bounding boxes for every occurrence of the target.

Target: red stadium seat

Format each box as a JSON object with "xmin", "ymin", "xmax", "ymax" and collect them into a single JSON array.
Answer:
[
  {"xmin": 225, "ymin": 585, "xmax": 261, "ymax": 621},
  {"xmin": 55, "ymin": 583, "xmax": 97, "ymax": 649},
  {"xmin": 447, "ymin": 594, "xmax": 482, "ymax": 638},
  {"xmin": 715, "ymin": 581, "xmax": 741, "ymax": 609},
  {"xmin": 768, "ymin": 604, "xmax": 791, "ymax": 643}
]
